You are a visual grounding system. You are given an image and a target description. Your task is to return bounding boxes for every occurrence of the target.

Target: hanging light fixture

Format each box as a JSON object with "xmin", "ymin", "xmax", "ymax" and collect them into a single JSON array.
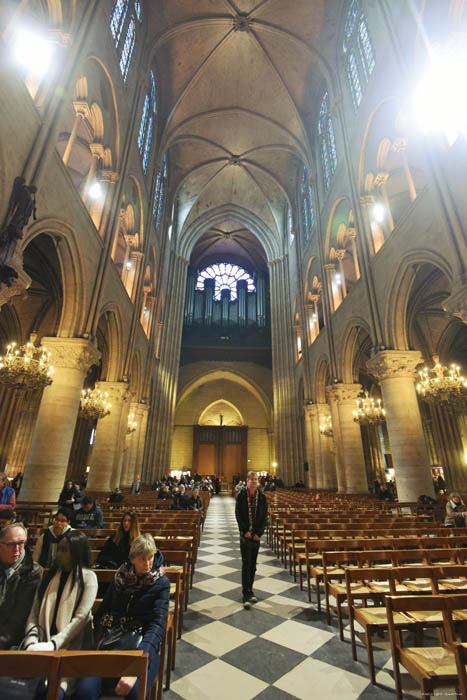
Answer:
[
  {"xmin": 319, "ymin": 415, "xmax": 333, "ymax": 437},
  {"xmin": 127, "ymin": 412, "xmax": 137, "ymax": 434},
  {"xmin": 353, "ymin": 391, "xmax": 386, "ymax": 426},
  {"xmin": 0, "ymin": 335, "xmax": 54, "ymax": 390},
  {"xmin": 416, "ymin": 356, "xmax": 467, "ymax": 407},
  {"xmin": 79, "ymin": 388, "xmax": 112, "ymax": 421}
]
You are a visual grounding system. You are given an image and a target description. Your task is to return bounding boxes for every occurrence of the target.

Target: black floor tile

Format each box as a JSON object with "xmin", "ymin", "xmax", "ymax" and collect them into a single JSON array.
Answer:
[
  {"xmin": 252, "ymin": 686, "xmax": 302, "ymax": 700},
  {"xmin": 170, "ymin": 639, "xmax": 216, "ymax": 680},
  {"xmin": 222, "ymin": 607, "xmax": 283, "ymax": 636},
  {"xmin": 221, "ymin": 637, "xmax": 306, "ymax": 684},
  {"xmin": 179, "ymin": 609, "xmax": 213, "ymax": 633},
  {"xmin": 310, "ymin": 635, "xmax": 390, "ymax": 676}
]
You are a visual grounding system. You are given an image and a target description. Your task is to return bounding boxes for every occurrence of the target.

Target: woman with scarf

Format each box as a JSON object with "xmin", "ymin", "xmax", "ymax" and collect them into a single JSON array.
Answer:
[
  {"xmin": 58, "ymin": 480, "xmax": 79, "ymax": 508},
  {"xmin": 33, "ymin": 508, "xmax": 73, "ymax": 568},
  {"xmin": 74, "ymin": 533, "xmax": 170, "ymax": 700},
  {"xmin": 23, "ymin": 529, "xmax": 98, "ymax": 698},
  {"xmin": 94, "ymin": 510, "xmax": 140, "ymax": 569},
  {"xmin": 444, "ymin": 492, "xmax": 467, "ymax": 527}
]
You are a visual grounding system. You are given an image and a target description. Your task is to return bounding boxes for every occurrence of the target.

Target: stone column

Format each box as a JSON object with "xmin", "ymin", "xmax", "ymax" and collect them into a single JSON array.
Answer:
[
  {"xmin": 327, "ymin": 384, "xmax": 368, "ymax": 493},
  {"xmin": 62, "ymin": 100, "xmax": 90, "ymax": 166},
  {"xmin": 304, "ymin": 404, "xmax": 316, "ymax": 488},
  {"xmin": 136, "ymin": 403, "xmax": 149, "ymax": 481},
  {"xmin": 326, "ymin": 388, "xmax": 346, "ymax": 493},
  {"xmin": 87, "ymin": 381, "xmax": 128, "ymax": 492},
  {"xmin": 367, "ymin": 350, "xmax": 435, "ymax": 501},
  {"xmin": 316, "ymin": 403, "xmax": 337, "ymax": 490},
  {"xmin": 119, "ymin": 400, "xmax": 139, "ymax": 488},
  {"xmin": 20, "ymin": 338, "xmax": 100, "ymax": 501}
]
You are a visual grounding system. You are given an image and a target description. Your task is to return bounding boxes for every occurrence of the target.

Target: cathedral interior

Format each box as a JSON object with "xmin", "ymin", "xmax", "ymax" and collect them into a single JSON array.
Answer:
[{"xmin": 0, "ymin": 0, "xmax": 466, "ymax": 503}]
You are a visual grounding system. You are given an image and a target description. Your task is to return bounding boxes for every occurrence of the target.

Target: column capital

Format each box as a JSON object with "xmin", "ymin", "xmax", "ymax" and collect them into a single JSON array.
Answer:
[
  {"xmin": 442, "ymin": 283, "xmax": 467, "ymax": 324},
  {"xmin": 101, "ymin": 169, "xmax": 119, "ymax": 185},
  {"xmin": 95, "ymin": 380, "xmax": 129, "ymax": 403},
  {"xmin": 346, "ymin": 226, "xmax": 357, "ymax": 239},
  {"xmin": 89, "ymin": 143, "xmax": 105, "ymax": 159},
  {"xmin": 73, "ymin": 100, "xmax": 90, "ymax": 120},
  {"xmin": 335, "ymin": 249, "xmax": 346, "ymax": 261},
  {"xmin": 326, "ymin": 383, "xmax": 362, "ymax": 404},
  {"xmin": 374, "ymin": 171, "xmax": 389, "ymax": 187},
  {"xmin": 41, "ymin": 337, "xmax": 100, "ymax": 371},
  {"xmin": 367, "ymin": 350, "xmax": 423, "ymax": 382}
]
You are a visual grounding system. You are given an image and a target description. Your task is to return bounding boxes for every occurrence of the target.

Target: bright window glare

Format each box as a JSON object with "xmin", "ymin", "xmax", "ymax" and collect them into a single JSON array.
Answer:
[
  {"xmin": 414, "ymin": 49, "xmax": 467, "ymax": 142},
  {"xmin": 372, "ymin": 203, "xmax": 385, "ymax": 223},
  {"xmin": 88, "ymin": 182, "xmax": 103, "ymax": 200},
  {"xmin": 14, "ymin": 30, "xmax": 53, "ymax": 77}
]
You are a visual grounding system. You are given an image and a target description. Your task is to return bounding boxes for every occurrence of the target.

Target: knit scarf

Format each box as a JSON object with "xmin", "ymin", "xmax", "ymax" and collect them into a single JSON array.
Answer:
[
  {"xmin": 114, "ymin": 559, "xmax": 165, "ymax": 594},
  {"xmin": 247, "ymin": 488, "xmax": 258, "ymax": 533}
]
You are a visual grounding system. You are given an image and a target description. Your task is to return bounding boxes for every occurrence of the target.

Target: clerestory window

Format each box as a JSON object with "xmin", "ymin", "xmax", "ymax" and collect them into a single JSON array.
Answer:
[{"xmin": 343, "ymin": 0, "xmax": 375, "ymax": 111}]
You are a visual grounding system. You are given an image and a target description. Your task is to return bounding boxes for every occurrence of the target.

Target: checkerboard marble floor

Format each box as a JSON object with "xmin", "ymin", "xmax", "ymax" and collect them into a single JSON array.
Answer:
[{"xmin": 164, "ymin": 497, "xmax": 430, "ymax": 700}]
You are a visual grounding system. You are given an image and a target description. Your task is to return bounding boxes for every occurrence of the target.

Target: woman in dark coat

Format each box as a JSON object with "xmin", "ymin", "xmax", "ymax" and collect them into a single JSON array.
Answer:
[
  {"xmin": 58, "ymin": 480, "xmax": 78, "ymax": 508},
  {"xmin": 94, "ymin": 511, "xmax": 140, "ymax": 569},
  {"xmin": 74, "ymin": 533, "xmax": 170, "ymax": 700}
]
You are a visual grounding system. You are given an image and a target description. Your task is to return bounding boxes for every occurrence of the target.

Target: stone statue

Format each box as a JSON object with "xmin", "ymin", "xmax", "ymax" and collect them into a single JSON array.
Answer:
[{"xmin": 0, "ymin": 177, "xmax": 37, "ymax": 286}]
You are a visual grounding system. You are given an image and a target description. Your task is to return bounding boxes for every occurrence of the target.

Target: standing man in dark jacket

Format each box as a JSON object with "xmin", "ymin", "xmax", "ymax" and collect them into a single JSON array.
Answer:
[
  {"xmin": 0, "ymin": 522, "xmax": 41, "ymax": 648},
  {"xmin": 235, "ymin": 471, "xmax": 268, "ymax": 609}
]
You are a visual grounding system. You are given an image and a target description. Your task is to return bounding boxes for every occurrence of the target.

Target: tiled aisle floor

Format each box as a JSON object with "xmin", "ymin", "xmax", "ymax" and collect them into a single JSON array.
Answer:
[{"xmin": 165, "ymin": 497, "xmax": 421, "ymax": 700}]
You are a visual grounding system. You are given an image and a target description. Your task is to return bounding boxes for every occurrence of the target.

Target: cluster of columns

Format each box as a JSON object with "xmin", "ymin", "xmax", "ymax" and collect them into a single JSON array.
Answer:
[
  {"xmin": 16, "ymin": 337, "xmax": 149, "ymax": 501},
  {"xmin": 305, "ymin": 350, "xmax": 435, "ymax": 502}
]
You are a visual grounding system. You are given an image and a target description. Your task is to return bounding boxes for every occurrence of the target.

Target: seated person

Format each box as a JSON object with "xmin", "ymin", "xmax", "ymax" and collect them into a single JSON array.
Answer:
[
  {"xmin": 171, "ymin": 484, "xmax": 190, "ymax": 510},
  {"xmin": 0, "ymin": 523, "xmax": 41, "ymax": 649},
  {"xmin": 33, "ymin": 508, "xmax": 73, "ymax": 568},
  {"xmin": 157, "ymin": 485, "xmax": 172, "ymax": 500},
  {"xmin": 0, "ymin": 472, "xmax": 16, "ymax": 511},
  {"xmin": 23, "ymin": 530, "xmax": 98, "ymax": 699},
  {"xmin": 95, "ymin": 510, "xmax": 141, "ymax": 569},
  {"xmin": 58, "ymin": 479, "xmax": 79, "ymax": 508},
  {"xmin": 73, "ymin": 483, "xmax": 84, "ymax": 509},
  {"xmin": 187, "ymin": 488, "xmax": 204, "ymax": 521},
  {"xmin": 73, "ymin": 496, "xmax": 103, "ymax": 529},
  {"xmin": 74, "ymin": 533, "xmax": 170, "ymax": 700},
  {"xmin": 0, "ymin": 508, "xmax": 17, "ymax": 529},
  {"xmin": 109, "ymin": 486, "xmax": 125, "ymax": 505},
  {"xmin": 444, "ymin": 492, "xmax": 467, "ymax": 527}
]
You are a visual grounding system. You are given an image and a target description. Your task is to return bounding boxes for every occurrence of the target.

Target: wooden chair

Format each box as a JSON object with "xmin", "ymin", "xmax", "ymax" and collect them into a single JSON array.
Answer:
[
  {"xmin": 451, "ymin": 642, "xmax": 467, "ymax": 700},
  {"xmin": 0, "ymin": 651, "xmax": 61, "ymax": 700},
  {"xmin": 57, "ymin": 650, "xmax": 148, "ymax": 700},
  {"xmin": 385, "ymin": 593, "xmax": 467, "ymax": 700},
  {"xmin": 165, "ymin": 567, "xmax": 182, "ymax": 687}
]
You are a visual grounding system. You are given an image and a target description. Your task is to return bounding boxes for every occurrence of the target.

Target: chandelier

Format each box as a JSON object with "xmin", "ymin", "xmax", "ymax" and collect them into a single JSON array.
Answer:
[
  {"xmin": 416, "ymin": 356, "xmax": 467, "ymax": 407},
  {"xmin": 319, "ymin": 415, "xmax": 333, "ymax": 437},
  {"xmin": 79, "ymin": 388, "xmax": 112, "ymax": 421},
  {"xmin": 353, "ymin": 391, "xmax": 386, "ymax": 426},
  {"xmin": 127, "ymin": 412, "xmax": 137, "ymax": 434},
  {"xmin": 0, "ymin": 336, "xmax": 54, "ymax": 390}
]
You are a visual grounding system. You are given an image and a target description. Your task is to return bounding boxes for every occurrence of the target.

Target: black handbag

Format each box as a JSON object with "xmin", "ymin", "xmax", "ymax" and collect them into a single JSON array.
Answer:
[
  {"xmin": 0, "ymin": 625, "xmax": 47, "ymax": 699},
  {"xmin": 97, "ymin": 617, "xmax": 143, "ymax": 651}
]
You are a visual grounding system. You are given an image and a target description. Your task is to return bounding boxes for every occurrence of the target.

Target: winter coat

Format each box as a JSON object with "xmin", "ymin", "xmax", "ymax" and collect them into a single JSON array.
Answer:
[
  {"xmin": 33, "ymin": 524, "xmax": 73, "ymax": 568},
  {"xmin": 95, "ymin": 532, "xmax": 130, "ymax": 569},
  {"xmin": 95, "ymin": 551, "xmax": 170, "ymax": 663},
  {"xmin": 73, "ymin": 502, "xmax": 104, "ymax": 529},
  {"xmin": 0, "ymin": 549, "xmax": 41, "ymax": 648},
  {"xmin": 235, "ymin": 487, "xmax": 268, "ymax": 538}
]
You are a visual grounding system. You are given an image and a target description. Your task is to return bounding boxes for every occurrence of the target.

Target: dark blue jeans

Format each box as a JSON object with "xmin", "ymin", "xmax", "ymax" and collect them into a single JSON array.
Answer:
[
  {"xmin": 240, "ymin": 536, "xmax": 260, "ymax": 597},
  {"xmin": 72, "ymin": 651, "xmax": 159, "ymax": 700}
]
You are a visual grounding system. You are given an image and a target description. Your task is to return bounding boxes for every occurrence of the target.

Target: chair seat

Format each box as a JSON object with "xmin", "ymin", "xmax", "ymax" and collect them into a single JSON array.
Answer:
[
  {"xmin": 401, "ymin": 646, "xmax": 457, "ymax": 676},
  {"xmin": 330, "ymin": 582, "xmax": 370, "ymax": 595},
  {"xmin": 406, "ymin": 610, "xmax": 444, "ymax": 623},
  {"xmin": 355, "ymin": 607, "xmax": 409, "ymax": 625},
  {"xmin": 312, "ymin": 566, "xmax": 345, "ymax": 576}
]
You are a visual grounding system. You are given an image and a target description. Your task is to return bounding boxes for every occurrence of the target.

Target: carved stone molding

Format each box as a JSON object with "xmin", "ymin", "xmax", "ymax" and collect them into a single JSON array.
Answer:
[
  {"xmin": 326, "ymin": 383, "xmax": 362, "ymax": 404},
  {"xmin": 95, "ymin": 380, "xmax": 129, "ymax": 404},
  {"xmin": 42, "ymin": 337, "xmax": 101, "ymax": 372},
  {"xmin": 443, "ymin": 285, "xmax": 467, "ymax": 325},
  {"xmin": 367, "ymin": 350, "xmax": 423, "ymax": 382},
  {"xmin": 374, "ymin": 171, "xmax": 389, "ymax": 187}
]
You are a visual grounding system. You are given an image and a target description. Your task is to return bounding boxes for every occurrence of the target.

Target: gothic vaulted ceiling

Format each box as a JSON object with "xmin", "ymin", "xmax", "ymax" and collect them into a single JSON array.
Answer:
[{"xmin": 147, "ymin": 0, "xmax": 339, "ymax": 257}]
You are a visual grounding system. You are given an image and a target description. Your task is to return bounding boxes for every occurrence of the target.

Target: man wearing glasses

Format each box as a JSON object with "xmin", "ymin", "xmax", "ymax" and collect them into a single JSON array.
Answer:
[{"xmin": 0, "ymin": 523, "xmax": 41, "ymax": 648}]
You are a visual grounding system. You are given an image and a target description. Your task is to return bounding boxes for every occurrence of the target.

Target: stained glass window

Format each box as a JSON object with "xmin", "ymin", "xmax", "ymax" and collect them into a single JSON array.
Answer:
[
  {"xmin": 142, "ymin": 116, "xmax": 153, "ymax": 173},
  {"xmin": 196, "ymin": 263, "xmax": 255, "ymax": 301},
  {"xmin": 357, "ymin": 18, "xmax": 375, "ymax": 81},
  {"xmin": 119, "ymin": 16, "xmax": 135, "ymax": 81},
  {"xmin": 343, "ymin": 0, "xmax": 359, "ymax": 53},
  {"xmin": 110, "ymin": 0, "xmax": 128, "ymax": 47},
  {"xmin": 138, "ymin": 94, "xmax": 149, "ymax": 153},
  {"xmin": 150, "ymin": 71, "xmax": 157, "ymax": 113},
  {"xmin": 153, "ymin": 156, "xmax": 167, "ymax": 230},
  {"xmin": 134, "ymin": 0, "xmax": 142, "ymax": 21},
  {"xmin": 343, "ymin": 1, "xmax": 375, "ymax": 109},
  {"xmin": 318, "ymin": 92, "xmax": 336, "ymax": 191},
  {"xmin": 347, "ymin": 52, "xmax": 362, "ymax": 110},
  {"xmin": 301, "ymin": 168, "xmax": 315, "ymax": 244}
]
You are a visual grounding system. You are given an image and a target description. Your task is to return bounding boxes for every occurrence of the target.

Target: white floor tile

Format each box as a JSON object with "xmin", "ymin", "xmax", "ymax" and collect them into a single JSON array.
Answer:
[
  {"xmin": 261, "ymin": 620, "xmax": 334, "ymax": 655},
  {"xmin": 274, "ymin": 657, "xmax": 369, "ymax": 700},
  {"xmin": 171, "ymin": 659, "xmax": 268, "ymax": 700},
  {"xmin": 183, "ymin": 620, "xmax": 254, "ymax": 656}
]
